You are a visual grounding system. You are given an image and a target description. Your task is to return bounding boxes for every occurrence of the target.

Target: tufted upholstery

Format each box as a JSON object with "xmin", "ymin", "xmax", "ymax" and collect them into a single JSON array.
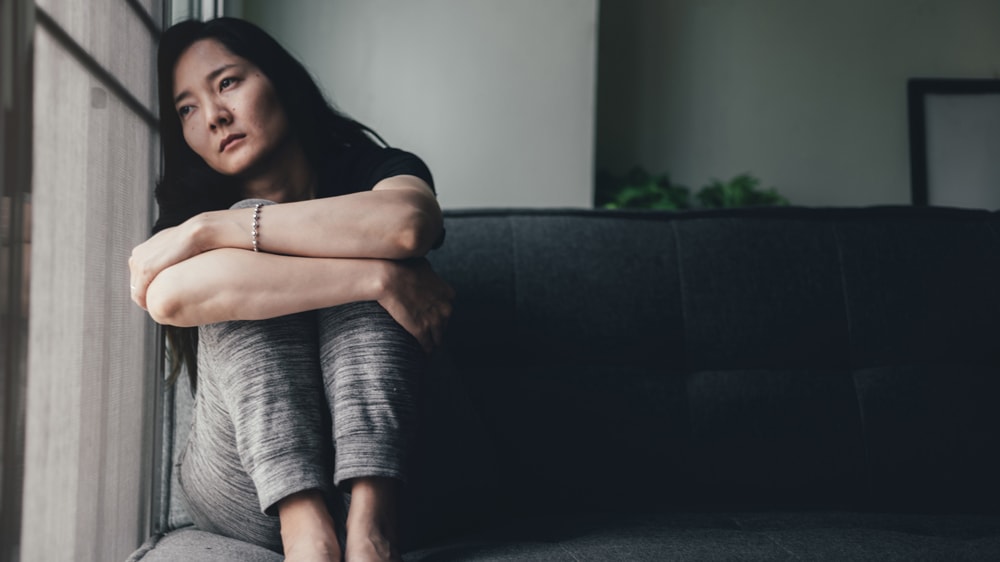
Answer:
[
  {"xmin": 132, "ymin": 206, "xmax": 1000, "ymax": 561},
  {"xmin": 417, "ymin": 207, "xmax": 1000, "ymax": 515}
]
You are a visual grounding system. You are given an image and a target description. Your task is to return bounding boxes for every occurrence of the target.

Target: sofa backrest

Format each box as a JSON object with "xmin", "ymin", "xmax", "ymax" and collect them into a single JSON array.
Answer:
[{"xmin": 410, "ymin": 207, "xmax": 1000, "ymax": 531}]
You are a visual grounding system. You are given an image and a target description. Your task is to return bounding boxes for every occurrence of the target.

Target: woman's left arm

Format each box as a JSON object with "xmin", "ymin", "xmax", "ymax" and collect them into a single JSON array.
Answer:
[
  {"xmin": 216, "ymin": 175, "xmax": 443, "ymax": 259},
  {"xmin": 130, "ymin": 174, "xmax": 442, "ymax": 302}
]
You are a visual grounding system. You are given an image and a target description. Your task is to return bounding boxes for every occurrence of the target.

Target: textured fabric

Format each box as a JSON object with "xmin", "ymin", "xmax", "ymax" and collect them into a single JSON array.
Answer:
[
  {"xmin": 403, "ymin": 511, "xmax": 1000, "ymax": 562},
  {"xmin": 129, "ymin": 528, "xmax": 282, "ymax": 562},
  {"xmin": 317, "ymin": 303, "xmax": 424, "ymax": 485},
  {"xmin": 137, "ymin": 512, "xmax": 1000, "ymax": 561},
  {"xmin": 179, "ymin": 219, "xmax": 424, "ymax": 554},
  {"xmin": 182, "ymin": 311, "xmax": 332, "ymax": 550},
  {"xmin": 165, "ymin": 372, "xmax": 194, "ymax": 530},
  {"xmin": 422, "ymin": 207, "xmax": 1000, "ymax": 516}
]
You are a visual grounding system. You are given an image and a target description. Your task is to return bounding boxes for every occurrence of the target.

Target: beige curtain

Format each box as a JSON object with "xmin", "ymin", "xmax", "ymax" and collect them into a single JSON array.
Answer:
[{"xmin": 21, "ymin": 1, "xmax": 163, "ymax": 560}]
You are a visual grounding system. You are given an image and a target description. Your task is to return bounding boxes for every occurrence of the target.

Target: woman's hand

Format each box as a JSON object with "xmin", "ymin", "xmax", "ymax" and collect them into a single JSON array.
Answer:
[
  {"xmin": 129, "ymin": 218, "xmax": 212, "ymax": 309},
  {"xmin": 377, "ymin": 259, "xmax": 455, "ymax": 354}
]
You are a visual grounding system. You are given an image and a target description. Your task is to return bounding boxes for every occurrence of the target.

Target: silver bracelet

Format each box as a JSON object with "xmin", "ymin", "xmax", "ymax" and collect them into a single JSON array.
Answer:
[{"xmin": 251, "ymin": 203, "xmax": 262, "ymax": 252}]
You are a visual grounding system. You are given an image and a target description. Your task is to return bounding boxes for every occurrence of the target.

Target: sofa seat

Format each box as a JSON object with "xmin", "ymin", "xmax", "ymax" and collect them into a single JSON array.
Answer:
[
  {"xmin": 134, "ymin": 510, "xmax": 1000, "ymax": 561},
  {"xmin": 404, "ymin": 511, "xmax": 1000, "ymax": 561}
]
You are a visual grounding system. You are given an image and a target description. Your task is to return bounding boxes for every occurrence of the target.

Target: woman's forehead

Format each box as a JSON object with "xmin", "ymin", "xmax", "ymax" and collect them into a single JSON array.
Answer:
[{"xmin": 173, "ymin": 39, "xmax": 243, "ymax": 91}]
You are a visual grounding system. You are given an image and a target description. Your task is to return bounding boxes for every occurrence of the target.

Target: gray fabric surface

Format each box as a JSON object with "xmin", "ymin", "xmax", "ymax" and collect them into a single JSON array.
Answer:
[
  {"xmin": 129, "ymin": 528, "xmax": 282, "ymax": 562},
  {"xmin": 403, "ymin": 511, "xmax": 1000, "ymax": 562},
  {"xmin": 183, "ymin": 310, "xmax": 334, "ymax": 551},
  {"xmin": 135, "ymin": 512, "xmax": 1000, "ymax": 561},
  {"xmin": 181, "ymin": 300, "xmax": 421, "ymax": 551},
  {"xmin": 167, "ymin": 372, "xmax": 194, "ymax": 530}
]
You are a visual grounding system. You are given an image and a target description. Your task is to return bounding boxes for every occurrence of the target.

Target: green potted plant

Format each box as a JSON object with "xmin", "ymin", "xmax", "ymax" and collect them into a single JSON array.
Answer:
[{"xmin": 596, "ymin": 167, "xmax": 789, "ymax": 210}]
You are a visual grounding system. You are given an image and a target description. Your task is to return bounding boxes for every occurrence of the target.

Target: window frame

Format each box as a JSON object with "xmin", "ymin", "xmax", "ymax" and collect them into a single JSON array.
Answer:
[{"xmin": 0, "ymin": 0, "xmax": 34, "ymax": 559}]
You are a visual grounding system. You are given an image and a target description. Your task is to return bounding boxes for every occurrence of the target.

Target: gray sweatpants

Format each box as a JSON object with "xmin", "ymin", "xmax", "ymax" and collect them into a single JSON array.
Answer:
[{"xmin": 177, "ymin": 203, "xmax": 424, "ymax": 552}]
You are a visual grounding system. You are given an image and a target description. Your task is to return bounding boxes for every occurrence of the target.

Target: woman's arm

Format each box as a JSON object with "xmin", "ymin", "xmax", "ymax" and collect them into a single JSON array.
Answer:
[
  {"xmin": 130, "ymin": 175, "xmax": 442, "ymax": 310},
  {"xmin": 145, "ymin": 249, "xmax": 453, "ymax": 352},
  {"xmin": 197, "ymin": 175, "xmax": 443, "ymax": 259}
]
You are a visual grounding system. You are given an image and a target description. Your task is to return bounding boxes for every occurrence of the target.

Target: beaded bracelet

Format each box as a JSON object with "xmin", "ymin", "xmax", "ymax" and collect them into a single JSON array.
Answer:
[{"xmin": 251, "ymin": 203, "xmax": 262, "ymax": 252}]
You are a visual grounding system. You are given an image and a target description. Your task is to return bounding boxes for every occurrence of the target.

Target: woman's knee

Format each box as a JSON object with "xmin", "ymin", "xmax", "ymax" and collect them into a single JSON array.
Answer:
[
  {"xmin": 316, "ymin": 302, "xmax": 422, "ymax": 362},
  {"xmin": 198, "ymin": 312, "xmax": 321, "ymax": 388}
]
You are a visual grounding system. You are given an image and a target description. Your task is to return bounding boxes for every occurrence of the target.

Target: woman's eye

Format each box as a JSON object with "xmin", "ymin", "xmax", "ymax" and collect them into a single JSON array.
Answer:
[
  {"xmin": 220, "ymin": 77, "xmax": 236, "ymax": 90},
  {"xmin": 177, "ymin": 106, "xmax": 192, "ymax": 118}
]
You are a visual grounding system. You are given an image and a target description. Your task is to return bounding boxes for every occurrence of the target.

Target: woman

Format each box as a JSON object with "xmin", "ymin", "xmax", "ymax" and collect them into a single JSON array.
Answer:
[{"xmin": 128, "ymin": 17, "xmax": 453, "ymax": 562}]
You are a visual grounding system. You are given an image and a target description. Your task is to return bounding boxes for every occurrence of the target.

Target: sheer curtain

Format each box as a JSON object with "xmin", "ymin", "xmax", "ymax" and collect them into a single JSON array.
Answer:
[{"xmin": 20, "ymin": 1, "xmax": 164, "ymax": 560}]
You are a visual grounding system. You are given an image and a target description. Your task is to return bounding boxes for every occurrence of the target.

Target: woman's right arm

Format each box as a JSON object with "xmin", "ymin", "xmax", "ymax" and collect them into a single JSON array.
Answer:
[
  {"xmin": 130, "ymin": 177, "xmax": 441, "ymax": 304},
  {"xmin": 145, "ymin": 249, "xmax": 453, "ymax": 352}
]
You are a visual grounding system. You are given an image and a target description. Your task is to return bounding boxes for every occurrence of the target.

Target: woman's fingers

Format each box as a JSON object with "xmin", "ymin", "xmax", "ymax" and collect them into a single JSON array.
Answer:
[
  {"xmin": 432, "ymin": 297, "xmax": 451, "ymax": 349},
  {"xmin": 416, "ymin": 301, "xmax": 451, "ymax": 354},
  {"xmin": 377, "ymin": 258, "xmax": 454, "ymax": 354},
  {"xmin": 426, "ymin": 287, "xmax": 452, "ymax": 352},
  {"xmin": 128, "ymin": 255, "xmax": 148, "ymax": 309},
  {"xmin": 128, "ymin": 224, "xmax": 197, "ymax": 312},
  {"xmin": 430, "ymin": 322, "xmax": 444, "ymax": 352},
  {"xmin": 437, "ymin": 288, "xmax": 455, "ymax": 349}
]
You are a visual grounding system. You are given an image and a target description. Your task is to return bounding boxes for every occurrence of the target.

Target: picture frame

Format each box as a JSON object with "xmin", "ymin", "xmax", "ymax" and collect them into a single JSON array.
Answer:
[{"xmin": 907, "ymin": 79, "xmax": 1000, "ymax": 209}]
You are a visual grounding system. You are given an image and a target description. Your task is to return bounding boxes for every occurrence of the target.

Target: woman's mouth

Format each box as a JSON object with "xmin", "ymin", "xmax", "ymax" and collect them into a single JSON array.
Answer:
[{"xmin": 220, "ymin": 134, "xmax": 246, "ymax": 152}]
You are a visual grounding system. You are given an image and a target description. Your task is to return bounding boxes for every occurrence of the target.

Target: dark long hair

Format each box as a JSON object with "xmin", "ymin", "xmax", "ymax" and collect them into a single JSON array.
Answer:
[{"xmin": 154, "ymin": 17, "xmax": 383, "ymax": 389}]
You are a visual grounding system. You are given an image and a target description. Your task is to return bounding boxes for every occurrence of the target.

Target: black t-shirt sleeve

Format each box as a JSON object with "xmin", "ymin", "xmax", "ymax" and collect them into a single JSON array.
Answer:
[
  {"xmin": 152, "ymin": 210, "xmax": 183, "ymax": 234},
  {"xmin": 153, "ymin": 146, "xmax": 442, "ymax": 244},
  {"xmin": 319, "ymin": 145, "xmax": 444, "ymax": 249},
  {"xmin": 319, "ymin": 146, "xmax": 435, "ymax": 197}
]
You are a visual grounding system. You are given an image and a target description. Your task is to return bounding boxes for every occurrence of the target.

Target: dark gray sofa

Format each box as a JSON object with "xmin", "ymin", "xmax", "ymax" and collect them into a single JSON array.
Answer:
[{"xmin": 131, "ymin": 206, "xmax": 1000, "ymax": 561}]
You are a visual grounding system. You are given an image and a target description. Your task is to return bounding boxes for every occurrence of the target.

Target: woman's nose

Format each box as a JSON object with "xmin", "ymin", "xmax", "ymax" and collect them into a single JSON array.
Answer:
[{"xmin": 208, "ymin": 104, "xmax": 232, "ymax": 129}]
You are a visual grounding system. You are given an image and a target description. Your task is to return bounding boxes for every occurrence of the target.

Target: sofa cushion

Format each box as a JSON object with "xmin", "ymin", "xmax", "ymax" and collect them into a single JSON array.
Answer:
[
  {"xmin": 133, "ymin": 512, "xmax": 1000, "ymax": 561},
  {"xmin": 127, "ymin": 528, "xmax": 281, "ymax": 561},
  {"xmin": 404, "ymin": 511, "xmax": 1000, "ymax": 561}
]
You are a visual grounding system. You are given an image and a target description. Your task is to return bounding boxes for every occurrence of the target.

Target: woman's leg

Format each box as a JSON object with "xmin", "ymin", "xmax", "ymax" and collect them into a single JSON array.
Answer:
[
  {"xmin": 317, "ymin": 301, "xmax": 425, "ymax": 560},
  {"xmin": 180, "ymin": 311, "xmax": 337, "ymax": 554}
]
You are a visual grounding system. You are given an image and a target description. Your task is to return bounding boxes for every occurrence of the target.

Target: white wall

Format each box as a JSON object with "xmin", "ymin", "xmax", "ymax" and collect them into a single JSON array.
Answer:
[
  {"xmin": 597, "ymin": 0, "xmax": 1000, "ymax": 207},
  {"xmin": 236, "ymin": 0, "xmax": 599, "ymax": 209}
]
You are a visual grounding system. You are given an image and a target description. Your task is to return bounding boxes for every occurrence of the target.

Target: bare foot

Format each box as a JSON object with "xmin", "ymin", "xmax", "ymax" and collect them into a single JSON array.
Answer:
[
  {"xmin": 344, "ymin": 478, "xmax": 402, "ymax": 562},
  {"xmin": 345, "ymin": 531, "xmax": 399, "ymax": 562},
  {"xmin": 279, "ymin": 490, "xmax": 342, "ymax": 562},
  {"xmin": 284, "ymin": 538, "xmax": 341, "ymax": 562}
]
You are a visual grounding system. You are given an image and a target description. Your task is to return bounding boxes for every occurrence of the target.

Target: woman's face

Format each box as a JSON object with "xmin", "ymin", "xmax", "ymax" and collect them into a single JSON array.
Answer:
[{"xmin": 172, "ymin": 39, "xmax": 290, "ymax": 176}]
